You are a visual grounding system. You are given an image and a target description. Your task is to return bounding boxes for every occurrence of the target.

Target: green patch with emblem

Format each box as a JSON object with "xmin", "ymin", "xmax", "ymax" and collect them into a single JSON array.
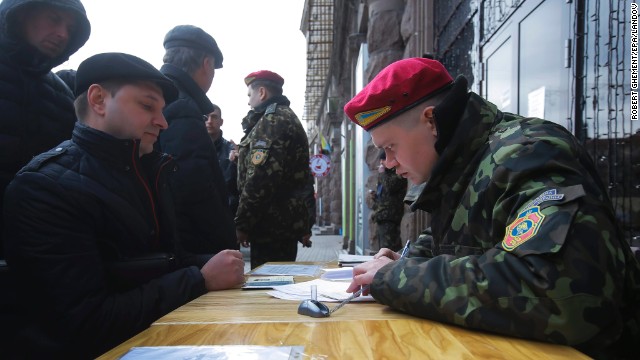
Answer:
[{"xmin": 251, "ymin": 149, "xmax": 268, "ymax": 165}]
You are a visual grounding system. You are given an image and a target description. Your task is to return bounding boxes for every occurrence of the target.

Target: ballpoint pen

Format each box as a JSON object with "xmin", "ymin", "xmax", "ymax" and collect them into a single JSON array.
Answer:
[{"xmin": 328, "ymin": 239, "xmax": 412, "ymax": 315}]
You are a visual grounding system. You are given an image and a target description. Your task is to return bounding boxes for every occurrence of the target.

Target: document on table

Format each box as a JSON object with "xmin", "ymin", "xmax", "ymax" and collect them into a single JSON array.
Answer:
[
  {"xmin": 250, "ymin": 264, "xmax": 321, "ymax": 276},
  {"xmin": 242, "ymin": 276, "xmax": 294, "ymax": 289},
  {"xmin": 120, "ymin": 345, "xmax": 304, "ymax": 359},
  {"xmin": 338, "ymin": 254, "xmax": 374, "ymax": 267},
  {"xmin": 267, "ymin": 278, "xmax": 374, "ymax": 302}
]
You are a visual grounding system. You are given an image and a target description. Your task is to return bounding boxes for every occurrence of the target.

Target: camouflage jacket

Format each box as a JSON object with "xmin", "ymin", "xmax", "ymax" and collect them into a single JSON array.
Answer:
[
  {"xmin": 370, "ymin": 93, "xmax": 640, "ymax": 358},
  {"xmin": 236, "ymin": 95, "xmax": 314, "ymax": 241},
  {"xmin": 371, "ymin": 168, "xmax": 407, "ymax": 223}
]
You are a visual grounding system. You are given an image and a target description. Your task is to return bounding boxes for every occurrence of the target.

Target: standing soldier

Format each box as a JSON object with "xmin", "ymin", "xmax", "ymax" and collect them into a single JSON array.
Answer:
[
  {"xmin": 369, "ymin": 150, "xmax": 407, "ymax": 252},
  {"xmin": 236, "ymin": 70, "xmax": 315, "ymax": 269}
]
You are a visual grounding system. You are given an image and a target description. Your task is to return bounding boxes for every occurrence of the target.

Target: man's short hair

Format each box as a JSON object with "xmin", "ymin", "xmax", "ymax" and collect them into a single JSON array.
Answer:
[
  {"xmin": 74, "ymin": 80, "xmax": 126, "ymax": 121},
  {"xmin": 249, "ymin": 80, "xmax": 283, "ymax": 96},
  {"xmin": 163, "ymin": 47, "xmax": 211, "ymax": 76}
]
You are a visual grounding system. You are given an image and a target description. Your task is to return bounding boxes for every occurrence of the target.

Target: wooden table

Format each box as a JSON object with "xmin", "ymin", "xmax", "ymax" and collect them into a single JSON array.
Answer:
[{"xmin": 98, "ymin": 263, "xmax": 589, "ymax": 359}]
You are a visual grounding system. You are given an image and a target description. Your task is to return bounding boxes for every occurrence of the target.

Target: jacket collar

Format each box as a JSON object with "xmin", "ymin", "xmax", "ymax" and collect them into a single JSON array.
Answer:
[
  {"xmin": 72, "ymin": 122, "xmax": 168, "ymax": 172},
  {"xmin": 241, "ymin": 94, "xmax": 290, "ymax": 133},
  {"xmin": 160, "ymin": 63, "xmax": 214, "ymax": 114}
]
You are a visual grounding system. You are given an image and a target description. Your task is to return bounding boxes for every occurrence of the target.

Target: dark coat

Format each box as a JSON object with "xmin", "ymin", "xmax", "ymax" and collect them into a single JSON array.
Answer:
[
  {"xmin": 213, "ymin": 131, "xmax": 239, "ymax": 214},
  {"xmin": 0, "ymin": 0, "xmax": 91, "ymax": 258},
  {"xmin": 158, "ymin": 64, "xmax": 237, "ymax": 254},
  {"xmin": 3, "ymin": 123, "xmax": 207, "ymax": 359}
]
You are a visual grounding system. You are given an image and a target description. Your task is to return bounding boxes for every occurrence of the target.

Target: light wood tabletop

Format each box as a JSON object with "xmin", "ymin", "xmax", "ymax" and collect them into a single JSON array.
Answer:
[{"xmin": 97, "ymin": 262, "xmax": 590, "ymax": 359}]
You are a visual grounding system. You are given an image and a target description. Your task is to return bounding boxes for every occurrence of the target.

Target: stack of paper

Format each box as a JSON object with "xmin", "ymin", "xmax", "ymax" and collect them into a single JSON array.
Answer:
[
  {"xmin": 267, "ymin": 279, "xmax": 373, "ymax": 302},
  {"xmin": 242, "ymin": 276, "xmax": 294, "ymax": 289},
  {"xmin": 338, "ymin": 254, "xmax": 374, "ymax": 267}
]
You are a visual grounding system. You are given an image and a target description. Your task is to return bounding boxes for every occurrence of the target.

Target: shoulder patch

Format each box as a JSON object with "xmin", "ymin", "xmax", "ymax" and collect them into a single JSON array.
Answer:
[
  {"xmin": 251, "ymin": 149, "xmax": 268, "ymax": 166},
  {"xmin": 502, "ymin": 206, "xmax": 545, "ymax": 251},
  {"xmin": 265, "ymin": 103, "xmax": 278, "ymax": 115},
  {"xmin": 523, "ymin": 189, "xmax": 565, "ymax": 210}
]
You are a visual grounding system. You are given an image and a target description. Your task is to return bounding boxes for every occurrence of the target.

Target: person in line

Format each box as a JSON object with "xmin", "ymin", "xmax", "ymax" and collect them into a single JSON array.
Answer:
[
  {"xmin": 367, "ymin": 150, "xmax": 407, "ymax": 253},
  {"xmin": 205, "ymin": 104, "xmax": 239, "ymax": 215},
  {"xmin": 344, "ymin": 57, "xmax": 640, "ymax": 359},
  {"xmin": 2, "ymin": 53, "xmax": 246, "ymax": 359},
  {"xmin": 0, "ymin": 0, "xmax": 90, "ymax": 349},
  {"xmin": 0, "ymin": 0, "xmax": 90, "ymax": 258},
  {"xmin": 157, "ymin": 24, "xmax": 237, "ymax": 255},
  {"xmin": 236, "ymin": 70, "xmax": 315, "ymax": 268}
]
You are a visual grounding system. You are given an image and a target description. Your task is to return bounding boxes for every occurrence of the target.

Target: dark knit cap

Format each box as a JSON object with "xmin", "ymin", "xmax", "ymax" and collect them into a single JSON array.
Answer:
[
  {"xmin": 75, "ymin": 52, "xmax": 178, "ymax": 103},
  {"xmin": 163, "ymin": 25, "xmax": 223, "ymax": 69}
]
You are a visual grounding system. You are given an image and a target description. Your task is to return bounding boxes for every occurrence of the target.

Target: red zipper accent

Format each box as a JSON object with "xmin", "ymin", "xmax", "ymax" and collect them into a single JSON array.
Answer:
[{"xmin": 131, "ymin": 142, "xmax": 160, "ymax": 248}]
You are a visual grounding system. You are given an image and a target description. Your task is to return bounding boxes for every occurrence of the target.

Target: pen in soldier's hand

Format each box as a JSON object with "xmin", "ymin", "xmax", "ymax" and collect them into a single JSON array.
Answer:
[{"xmin": 331, "ymin": 240, "xmax": 412, "ymax": 314}]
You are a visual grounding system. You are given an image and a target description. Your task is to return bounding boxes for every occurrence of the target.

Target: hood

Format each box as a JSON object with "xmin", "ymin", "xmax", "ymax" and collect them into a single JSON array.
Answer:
[{"xmin": 0, "ymin": 0, "xmax": 91, "ymax": 73}]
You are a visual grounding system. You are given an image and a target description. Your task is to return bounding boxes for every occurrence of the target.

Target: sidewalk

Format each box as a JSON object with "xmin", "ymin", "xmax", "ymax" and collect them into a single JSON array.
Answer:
[{"xmin": 242, "ymin": 234, "xmax": 346, "ymax": 272}]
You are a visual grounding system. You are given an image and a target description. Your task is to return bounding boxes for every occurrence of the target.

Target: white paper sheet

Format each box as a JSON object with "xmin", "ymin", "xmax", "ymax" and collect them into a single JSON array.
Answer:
[{"xmin": 267, "ymin": 279, "xmax": 374, "ymax": 302}]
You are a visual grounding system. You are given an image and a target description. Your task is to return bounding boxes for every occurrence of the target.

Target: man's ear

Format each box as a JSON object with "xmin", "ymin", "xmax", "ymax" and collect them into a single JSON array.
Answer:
[
  {"xmin": 422, "ymin": 106, "xmax": 437, "ymax": 136},
  {"xmin": 87, "ymin": 84, "xmax": 107, "ymax": 115},
  {"xmin": 259, "ymin": 86, "xmax": 269, "ymax": 101}
]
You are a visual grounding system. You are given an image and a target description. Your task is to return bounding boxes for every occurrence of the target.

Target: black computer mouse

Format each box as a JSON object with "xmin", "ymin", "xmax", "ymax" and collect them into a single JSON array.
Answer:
[{"xmin": 297, "ymin": 299, "xmax": 330, "ymax": 318}]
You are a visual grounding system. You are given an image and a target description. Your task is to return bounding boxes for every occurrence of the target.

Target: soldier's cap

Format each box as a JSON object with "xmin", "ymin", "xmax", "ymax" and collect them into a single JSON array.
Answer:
[
  {"xmin": 75, "ymin": 52, "xmax": 178, "ymax": 104},
  {"xmin": 344, "ymin": 58, "xmax": 454, "ymax": 131},
  {"xmin": 244, "ymin": 70, "xmax": 284, "ymax": 87},
  {"xmin": 164, "ymin": 25, "xmax": 223, "ymax": 69}
]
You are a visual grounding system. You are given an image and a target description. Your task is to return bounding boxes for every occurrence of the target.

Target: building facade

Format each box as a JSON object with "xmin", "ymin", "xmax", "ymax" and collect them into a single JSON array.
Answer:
[{"xmin": 301, "ymin": 0, "xmax": 639, "ymax": 253}]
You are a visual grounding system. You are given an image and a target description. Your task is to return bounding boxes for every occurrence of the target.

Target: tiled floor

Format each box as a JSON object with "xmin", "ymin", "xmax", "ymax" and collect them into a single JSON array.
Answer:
[{"xmin": 242, "ymin": 234, "xmax": 346, "ymax": 272}]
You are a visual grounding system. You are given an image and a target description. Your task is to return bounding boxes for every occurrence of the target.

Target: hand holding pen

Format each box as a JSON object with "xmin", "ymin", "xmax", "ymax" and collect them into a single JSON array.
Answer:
[{"xmin": 345, "ymin": 240, "xmax": 411, "ymax": 297}]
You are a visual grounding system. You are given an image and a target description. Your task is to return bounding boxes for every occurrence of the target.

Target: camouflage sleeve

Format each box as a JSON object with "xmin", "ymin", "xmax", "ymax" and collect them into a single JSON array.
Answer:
[
  {"xmin": 370, "ymin": 131, "xmax": 638, "ymax": 350},
  {"xmin": 235, "ymin": 112, "xmax": 290, "ymax": 232}
]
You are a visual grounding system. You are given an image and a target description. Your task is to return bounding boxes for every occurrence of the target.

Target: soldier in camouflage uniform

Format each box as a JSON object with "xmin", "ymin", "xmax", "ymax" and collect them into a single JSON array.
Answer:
[
  {"xmin": 344, "ymin": 58, "xmax": 640, "ymax": 359},
  {"xmin": 369, "ymin": 150, "xmax": 407, "ymax": 252},
  {"xmin": 236, "ymin": 70, "xmax": 315, "ymax": 269}
]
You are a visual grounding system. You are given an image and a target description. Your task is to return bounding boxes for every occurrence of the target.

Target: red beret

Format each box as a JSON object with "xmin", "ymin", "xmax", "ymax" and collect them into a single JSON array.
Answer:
[
  {"xmin": 244, "ymin": 70, "xmax": 284, "ymax": 87},
  {"xmin": 344, "ymin": 58, "xmax": 453, "ymax": 131}
]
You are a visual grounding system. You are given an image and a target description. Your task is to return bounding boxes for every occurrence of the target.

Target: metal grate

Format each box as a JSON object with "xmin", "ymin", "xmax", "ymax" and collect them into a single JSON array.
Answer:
[{"xmin": 301, "ymin": 0, "xmax": 334, "ymax": 125}]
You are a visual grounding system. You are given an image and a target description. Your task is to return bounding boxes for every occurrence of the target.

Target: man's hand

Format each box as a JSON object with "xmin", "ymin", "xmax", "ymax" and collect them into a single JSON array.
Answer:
[
  {"xmin": 236, "ymin": 229, "xmax": 249, "ymax": 248},
  {"xmin": 229, "ymin": 140, "xmax": 238, "ymax": 162},
  {"xmin": 345, "ymin": 257, "xmax": 393, "ymax": 296},
  {"xmin": 299, "ymin": 233, "xmax": 312, "ymax": 248},
  {"xmin": 373, "ymin": 248, "xmax": 400, "ymax": 261},
  {"xmin": 200, "ymin": 249, "xmax": 245, "ymax": 291}
]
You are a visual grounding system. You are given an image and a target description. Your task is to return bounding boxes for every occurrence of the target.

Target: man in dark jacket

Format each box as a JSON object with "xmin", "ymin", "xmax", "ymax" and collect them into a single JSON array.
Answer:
[
  {"xmin": 157, "ymin": 25, "xmax": 237, "ymax": 255},
  {"xmin": 344, "ymin": 58, "xmax": 640, "ymax": 359},
  {"xmin": 205, "ymin": 104, "xmax": 239, "ymax": 215},
  {"xmin": 236, "ymin": 70, "xmax": 315, "ymax": 268},
  {"xmin": 0, "ymin": 0, "xmax": 90, "ymax": 259},
  {"xmin": 2, "ymin": 53, "xmax": 246, "ymax": 359}
]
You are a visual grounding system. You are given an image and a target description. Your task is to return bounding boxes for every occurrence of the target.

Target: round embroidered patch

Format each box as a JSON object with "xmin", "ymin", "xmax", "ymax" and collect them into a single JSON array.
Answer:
[{"xmin": 251, "ymin": 149, "xmax": 268, "ymax": 165}]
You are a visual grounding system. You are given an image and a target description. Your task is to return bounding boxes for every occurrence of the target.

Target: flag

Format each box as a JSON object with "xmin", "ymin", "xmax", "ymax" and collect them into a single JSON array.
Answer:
[{"xmin": 320, "ymin": 132, "xmax": 331, "ymax": 154}]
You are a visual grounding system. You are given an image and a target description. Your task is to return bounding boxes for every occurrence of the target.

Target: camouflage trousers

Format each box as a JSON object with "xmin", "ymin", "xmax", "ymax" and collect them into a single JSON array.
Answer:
[
  {"xmin": 250, "ymin": 237, "xmax": 298, "ymax": 269},
  {"xmin": 375, "ymin": 221, "xmax": 402, "ymax": 253}
]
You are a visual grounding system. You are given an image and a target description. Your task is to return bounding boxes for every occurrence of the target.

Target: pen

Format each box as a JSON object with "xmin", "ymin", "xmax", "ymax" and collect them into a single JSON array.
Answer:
[{"xmin": 329, "ymin": 240, "xmax": 412, "ymax": 315}]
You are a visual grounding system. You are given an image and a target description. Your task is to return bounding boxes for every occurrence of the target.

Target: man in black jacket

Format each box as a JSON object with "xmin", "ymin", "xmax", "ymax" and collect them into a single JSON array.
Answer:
[
  {"xmin": 0, "ymin": 0, "xmax": 90, "ymax": 258},
  {"xmin": 205, "ymin": 104, "xmax": 240, "ymax": 215},
  {"xmin": 157, "ymin": 25, "xmax": 237, "ymax": 255},
  {"xmin": 2, "ymin": 53, "xmax": 246, "ymax": 359}
]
